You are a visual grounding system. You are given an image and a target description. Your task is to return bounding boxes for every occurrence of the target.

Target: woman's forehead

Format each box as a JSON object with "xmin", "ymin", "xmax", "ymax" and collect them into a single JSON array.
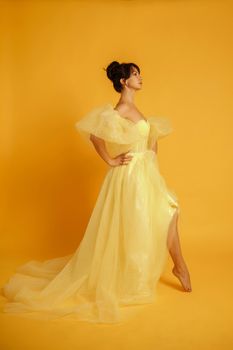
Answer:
[{"xmin": 131, "ymin": 66, "xmax": 139, "ymax": 73}]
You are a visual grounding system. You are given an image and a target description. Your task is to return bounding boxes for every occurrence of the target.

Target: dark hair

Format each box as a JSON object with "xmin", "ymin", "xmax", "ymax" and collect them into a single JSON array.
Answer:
[{"xmin": 104, "ymin": 61, "xmax": 140, "ymax": 93}]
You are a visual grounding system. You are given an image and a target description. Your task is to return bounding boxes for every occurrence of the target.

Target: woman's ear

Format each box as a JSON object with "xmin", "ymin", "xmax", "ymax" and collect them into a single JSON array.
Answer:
[{"xmin": 120, "ymin": 78, "xmax": 126, "ymax": 87}]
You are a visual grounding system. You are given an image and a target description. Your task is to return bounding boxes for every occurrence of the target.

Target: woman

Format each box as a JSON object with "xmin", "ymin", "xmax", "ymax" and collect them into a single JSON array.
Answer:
[
  {"xmin": 103, "ymin": 61, "xmax": 192, "ymax": 292},
  {"xmin": 1, "ymin": 61, "xmax": 191, "ymax": 324}
]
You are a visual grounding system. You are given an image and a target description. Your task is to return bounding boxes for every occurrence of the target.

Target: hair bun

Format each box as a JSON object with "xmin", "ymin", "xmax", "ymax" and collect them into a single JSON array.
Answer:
[{"xmin": 106, "ymin": 61, "xmax": 121, "ymax": 81}]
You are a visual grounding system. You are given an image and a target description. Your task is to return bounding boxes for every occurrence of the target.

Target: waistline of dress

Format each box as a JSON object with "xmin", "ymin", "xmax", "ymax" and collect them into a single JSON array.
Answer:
[
  {"xmin": 127, "ymin": 149, "xmax": 156, "ymax": 156},
  {"xmin": 108, "ymin": 149, "xmax": 157, "ymax": 171}
]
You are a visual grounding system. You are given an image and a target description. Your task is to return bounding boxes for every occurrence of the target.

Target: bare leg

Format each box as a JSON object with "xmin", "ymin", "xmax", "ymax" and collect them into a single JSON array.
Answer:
[{"xmin": 167, "ymin": 208, "xmax": 192, "ymax": 292}]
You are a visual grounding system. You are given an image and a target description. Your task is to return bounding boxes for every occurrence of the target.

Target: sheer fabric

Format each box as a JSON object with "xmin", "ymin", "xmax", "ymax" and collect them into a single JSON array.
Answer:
[{"xmin": 1, "ymin": 103, "xmax": 179, "ymax": 324}]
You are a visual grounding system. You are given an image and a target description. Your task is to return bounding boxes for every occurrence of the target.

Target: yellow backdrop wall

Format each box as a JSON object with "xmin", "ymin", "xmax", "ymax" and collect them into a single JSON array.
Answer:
[{"xmin": 0, "ymin": 0, "xmax": 232, "ymax": 263}]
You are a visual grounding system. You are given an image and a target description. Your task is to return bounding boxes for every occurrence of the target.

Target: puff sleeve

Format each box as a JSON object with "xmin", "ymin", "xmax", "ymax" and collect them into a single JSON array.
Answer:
[
  {"xmin": 147, "ymin": 116, "xmax": 173, "ymax": 148},
  {"xmin": 75, "ymin": 103, "xmax": 141, "ymax": 146}
]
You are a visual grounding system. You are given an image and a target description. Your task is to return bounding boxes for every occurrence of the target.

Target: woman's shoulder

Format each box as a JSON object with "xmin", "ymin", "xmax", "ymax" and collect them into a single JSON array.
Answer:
[
  {"xmin": 75, "ymin": 103, "xmax": 142, "ymax": 144},
  {"xmin": 113, "ymin": 103, "xmax": 147, "ymax": 123},
  {"xmin": 113, "ymin": 103, "xmax": 130, "ymax": 118}
]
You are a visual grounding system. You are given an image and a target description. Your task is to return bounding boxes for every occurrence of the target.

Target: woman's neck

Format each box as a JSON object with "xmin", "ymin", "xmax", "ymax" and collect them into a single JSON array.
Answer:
[{"xmin": 118, "ymin": 88, "xmax": 136, "ymax": 106}]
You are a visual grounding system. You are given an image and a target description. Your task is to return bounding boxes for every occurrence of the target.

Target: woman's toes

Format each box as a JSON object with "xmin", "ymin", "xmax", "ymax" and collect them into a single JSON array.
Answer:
[{"xmin": 172, "ymin": 266, "xmax": 192, "ymax": 292}]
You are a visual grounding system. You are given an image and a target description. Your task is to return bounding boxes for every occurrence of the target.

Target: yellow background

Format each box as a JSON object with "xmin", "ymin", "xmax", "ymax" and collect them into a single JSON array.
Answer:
[{"xmin": 0, "ymin": 0, "xmax": 232, "ymax": 349}]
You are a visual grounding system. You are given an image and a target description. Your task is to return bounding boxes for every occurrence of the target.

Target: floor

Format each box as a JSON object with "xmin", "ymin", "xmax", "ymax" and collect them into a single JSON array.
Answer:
[{"xmin": 1, "ymin": 246, "xmax": 232, "ymax": 350}]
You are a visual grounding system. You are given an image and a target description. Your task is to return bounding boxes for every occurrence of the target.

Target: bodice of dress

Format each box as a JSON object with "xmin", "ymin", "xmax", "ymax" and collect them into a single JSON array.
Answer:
[
  {"xmin": 113, "ymin": 119, "xmax": 150, "ymax": 154},
  {"xmin": 75, "ymin": 103, "xmax": 173, "ymax": 158}
]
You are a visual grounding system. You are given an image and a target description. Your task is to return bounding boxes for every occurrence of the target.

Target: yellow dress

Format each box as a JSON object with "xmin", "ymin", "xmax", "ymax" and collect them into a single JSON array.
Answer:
[{"xmin": 1, "ymin": 103, "xmax": 179, "ymax": 324}]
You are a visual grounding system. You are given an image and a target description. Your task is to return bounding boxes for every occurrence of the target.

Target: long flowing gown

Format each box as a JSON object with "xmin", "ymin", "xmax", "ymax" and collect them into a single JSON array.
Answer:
[{"xmin": 1, "ymin": 103, "xmax": 180, "ymax": 324}]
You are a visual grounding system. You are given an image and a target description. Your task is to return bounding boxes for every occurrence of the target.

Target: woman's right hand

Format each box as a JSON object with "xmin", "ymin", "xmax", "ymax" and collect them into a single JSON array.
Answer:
[{"xmin": 108, "ymin": 150, "xmax": 134, "ymax": 167}]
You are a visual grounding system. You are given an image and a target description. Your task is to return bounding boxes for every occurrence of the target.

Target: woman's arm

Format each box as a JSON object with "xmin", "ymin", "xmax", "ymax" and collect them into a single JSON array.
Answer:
[
  {"xmin": 90, "ymin": 134, "xmax": 113, "ymax": 165},
  {"xmin": 90, "ymin": 134, "xmax": 133, "ymax": 167},
  {"xmin": 151, "ymin": 139, "xmax": 158, "ymax": 154}
]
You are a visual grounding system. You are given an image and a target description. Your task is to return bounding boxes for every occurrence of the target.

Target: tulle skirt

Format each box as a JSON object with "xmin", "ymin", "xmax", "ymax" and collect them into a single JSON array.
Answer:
[{"xmin": 1, "ymin": 149, "xmax": 179, "ymax": 324}]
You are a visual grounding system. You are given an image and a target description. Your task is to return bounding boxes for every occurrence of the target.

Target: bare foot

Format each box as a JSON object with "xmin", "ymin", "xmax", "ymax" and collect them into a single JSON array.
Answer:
[{"xmin": 172, "ymin": 265, "xmax": 192, "ymax": 292}]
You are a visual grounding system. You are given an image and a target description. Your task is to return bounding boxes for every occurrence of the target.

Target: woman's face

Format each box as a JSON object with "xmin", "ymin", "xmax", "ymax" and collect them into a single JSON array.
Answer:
[{"xmin": 122, "ymin": 66, "xmax": 143, "ymax": 91}]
